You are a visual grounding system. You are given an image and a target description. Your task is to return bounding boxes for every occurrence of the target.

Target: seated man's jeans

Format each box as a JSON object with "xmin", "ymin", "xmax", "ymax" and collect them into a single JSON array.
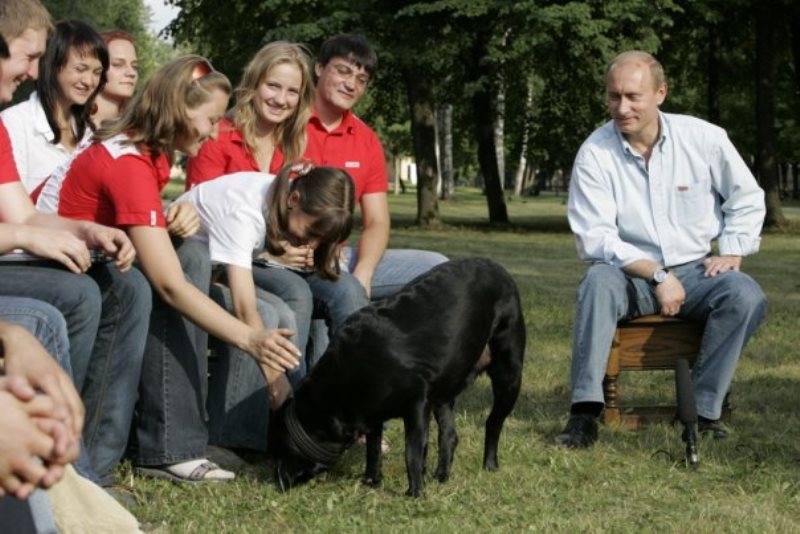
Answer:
[{"xmin": 570, "ymin": 259, "xmax": 767, "ymax": 420}]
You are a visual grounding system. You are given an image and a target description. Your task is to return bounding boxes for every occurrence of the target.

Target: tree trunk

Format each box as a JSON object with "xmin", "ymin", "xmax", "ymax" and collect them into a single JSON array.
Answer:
[
  {"xmin": 473, "ymin": 87, "xmax": 509, "ymax": 224},
  {"xmin": 494, "ymin": 79, "xmax": 506, "ymax": 191},
  {"xmin": 514, "ymin": 79, "xmax": 535, "ymax": 196},
  {"xmin": 436, "ymin": 104, "xmax": 454, "ymax": 200},
  {"xmin": 403, "ymin": 71, "xmax": 440, "ymax": 226},
  {"xmin": 754, "ymin": 0, "xmax": 786, "ymax": 227}
]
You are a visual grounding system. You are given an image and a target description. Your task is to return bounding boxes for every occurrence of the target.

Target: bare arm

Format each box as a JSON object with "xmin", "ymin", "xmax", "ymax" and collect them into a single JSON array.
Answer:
[
  {"xmin": 128, "ymin": 226, "xmax": 300, "ymax": 372},
  {"xmin": 225, "ymin": 264, "xmax": 264, "ymax": 330},
  {"xmin": 351, "ymin": 192, "xmax": 390, "ymax": 297},
  {"xmin": 0, "ymin": 182, "xmax": 135, "ymax": 271}
]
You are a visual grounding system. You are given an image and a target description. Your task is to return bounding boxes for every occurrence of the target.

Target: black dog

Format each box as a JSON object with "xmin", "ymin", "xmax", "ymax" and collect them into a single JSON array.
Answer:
[{"xmin": 271, "ymin": 257, "xmax": 526, "ymax": 496}]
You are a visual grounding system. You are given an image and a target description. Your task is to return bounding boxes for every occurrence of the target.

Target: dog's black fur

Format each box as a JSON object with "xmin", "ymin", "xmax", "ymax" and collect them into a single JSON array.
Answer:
[{"xmin": 270, "ymin": 257, "xmax": 526, "ymax": 496}]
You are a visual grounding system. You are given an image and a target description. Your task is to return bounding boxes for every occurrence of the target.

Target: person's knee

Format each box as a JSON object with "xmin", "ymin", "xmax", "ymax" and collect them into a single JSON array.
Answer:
[
  {"xmin": 579, "ymin": 264, "xmax": 624, "ymax": 295},
  {"xmin": 726, "ymin": 275, "xmax": 768, "ymax": 321}
]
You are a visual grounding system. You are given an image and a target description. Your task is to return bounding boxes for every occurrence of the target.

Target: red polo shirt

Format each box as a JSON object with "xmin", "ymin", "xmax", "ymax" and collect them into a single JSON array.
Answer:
[
  {"xmin": 57, "ymin": 134, "xmax": 171, "ymax": 228},
  {"xmin": 0, "ymin": 120, "xmax": 21, "ymax": 185},
  {"xmin": 305, "ymin": 109, "xmax": 387, "ymax": 202},
  {"xmin": 185, "ymin": 118, "xmax": 285, "ymax": 190}
]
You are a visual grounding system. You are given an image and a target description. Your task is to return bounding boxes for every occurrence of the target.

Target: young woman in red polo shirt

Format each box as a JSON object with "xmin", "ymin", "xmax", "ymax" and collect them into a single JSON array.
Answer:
[
  {"xmin": 185, "ymin": 41, "xmax": 319, "ymax": 368},
  {"xmin": 53, "ymin": 55, "xmax": 301, "ymax": 483}
]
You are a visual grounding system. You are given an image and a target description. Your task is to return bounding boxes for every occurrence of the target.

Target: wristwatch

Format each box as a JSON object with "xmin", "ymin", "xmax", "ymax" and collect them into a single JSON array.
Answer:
[{"xmin": 651, "ymin": 268, "xmax": 670, "ymax": 286}]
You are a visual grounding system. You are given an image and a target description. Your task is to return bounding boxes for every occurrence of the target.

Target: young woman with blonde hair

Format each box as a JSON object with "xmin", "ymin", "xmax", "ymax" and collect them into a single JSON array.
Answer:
[
  {"xmin": 186, "ymin": 41, "xmax": 320, "ymax": 372},
  {"xmin": 42, "ymin": 55, "xmax": 301, "ymax": 483}
]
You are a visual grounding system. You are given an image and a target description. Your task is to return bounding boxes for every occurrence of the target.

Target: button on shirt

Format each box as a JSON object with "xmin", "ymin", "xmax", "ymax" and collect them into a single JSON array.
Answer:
[{"xmin": 567, "ymin": 112, "xmax": 765, "ymax": 268}]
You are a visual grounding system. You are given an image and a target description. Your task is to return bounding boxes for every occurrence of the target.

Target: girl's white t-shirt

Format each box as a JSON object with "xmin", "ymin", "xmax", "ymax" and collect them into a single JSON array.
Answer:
[{"xmin": 176, "ymin": 171, "xmax": 275, "ymax": 269}]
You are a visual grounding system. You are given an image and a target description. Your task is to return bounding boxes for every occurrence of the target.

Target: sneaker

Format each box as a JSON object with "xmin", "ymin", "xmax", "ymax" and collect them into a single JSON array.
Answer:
[
  {"xmin": 698, "ymin": 418, "xmax": 728, "ymax": 439},
  {"xmin": 554, "ymin": 413, "xmax": 598, "ymax": 448}
]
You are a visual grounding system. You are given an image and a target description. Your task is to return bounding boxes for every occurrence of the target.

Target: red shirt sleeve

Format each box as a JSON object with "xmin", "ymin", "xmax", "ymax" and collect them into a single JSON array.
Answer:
[
  {"xmin": 105, "ymin": 154, "xmax": 167, "ymax": 227},
  {"xmin": 0, "ymin": 120, "xmax": 21, "ymax": 185}
]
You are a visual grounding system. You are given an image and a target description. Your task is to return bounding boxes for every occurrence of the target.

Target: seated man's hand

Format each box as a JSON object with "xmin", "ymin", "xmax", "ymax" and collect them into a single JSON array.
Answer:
[
  {"xmin": 703, "ymin": 255, "xmax": 742, "ymax": 277},
  {"xmin": 655, "ymin": 274, "xmax": 686, "ymax": 317}
]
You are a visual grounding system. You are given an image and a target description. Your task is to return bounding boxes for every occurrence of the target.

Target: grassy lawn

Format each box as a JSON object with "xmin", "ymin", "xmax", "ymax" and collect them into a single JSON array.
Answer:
[{"xmin": 131, "ymin": 188, "xmax": 800, "ymax": 532}]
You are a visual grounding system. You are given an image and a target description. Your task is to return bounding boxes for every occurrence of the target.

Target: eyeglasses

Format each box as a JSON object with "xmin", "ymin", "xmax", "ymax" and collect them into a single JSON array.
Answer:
[
  {"xmin": 330, "ymin": 62, "xmax": 370, "ymax": 88},
  {"xmin": 191, "ymin": 58, "xmax": 215, "ymax": 81}
]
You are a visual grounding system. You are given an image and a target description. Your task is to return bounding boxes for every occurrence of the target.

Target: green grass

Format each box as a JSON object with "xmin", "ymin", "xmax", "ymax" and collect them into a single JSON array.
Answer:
[{"xmin": 129, "ymin": 188, "xmax": 800, "ymax": 532}]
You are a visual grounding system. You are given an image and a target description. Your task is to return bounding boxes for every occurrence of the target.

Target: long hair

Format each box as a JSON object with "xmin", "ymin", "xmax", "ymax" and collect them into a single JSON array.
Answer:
[
  {"xmin": 95, "ymin": 55, "xmax": 231, "ymax": 164},
  {"xmin": 232, "ymin": 41, "xmax": 313, "ymax": 166},
  {"xmin": 0, "ymin": 0, "xmax": 52, "ymax": 42},
  {"xmin": 266, "ymin": 164, "xmax": 355, "ymax": 280},
  {"xmin": 36, "ymin": 20, "xmax": 107, "ymax": 145}
]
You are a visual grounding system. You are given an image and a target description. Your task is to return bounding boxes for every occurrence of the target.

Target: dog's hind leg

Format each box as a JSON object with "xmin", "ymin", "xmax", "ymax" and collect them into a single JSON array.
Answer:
[
  {"xmin": 483, "ymin": 319, "xmax": 525, "ymax": 471},
  {"xmin": 433, "ymin": 401, "xmax": 458, "ymax": 483},
  {"xmin": 403, "ymin": 399, "xmax": 428, "ymax": 497},
  {"xmin": 363, "ymin": 425, "xmax": 384, "ymax": 486},
  {"xmin": 421, "ymin": 404, "xmax": 432, "ymax": 477}
]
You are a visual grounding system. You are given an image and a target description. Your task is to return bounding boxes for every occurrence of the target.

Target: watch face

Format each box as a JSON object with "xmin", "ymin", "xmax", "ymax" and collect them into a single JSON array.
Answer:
[{"xmin": 654, "ymin": 270, "xmax": 668, "ymax": 283}]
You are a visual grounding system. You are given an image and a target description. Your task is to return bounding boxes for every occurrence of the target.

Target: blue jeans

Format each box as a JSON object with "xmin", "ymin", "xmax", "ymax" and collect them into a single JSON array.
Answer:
[
  {"xmin": 206, "ymin": 284, "xmax": 305, "ymax": 451},
  {"xmin": 133, "ymin": 238, "xmax": 212, "ymax": 467},
  {"xmin": 82, "ymin": 264, "xmax": 150, "ymax": 485},
  {"xmin": 570, "ymin": 260, "xmax": 767, "ymax": 420},
  {"xmin": 305, "ymin": 247, "xmax": 448, "ymax": 364},
  {"xmin": 248, "ymin": 264, "xmax": 313, "ymax": 360},
  {"xmin": 0, "ymin": 265, "xmax": 101, "ymax": 384},
  {"xmin": 0, "ymin": 264, "xmax": 150, "ymax": 485},
  {"xmin": 0, "ymin": 296, "xmax": 98, "ymax": 484}
]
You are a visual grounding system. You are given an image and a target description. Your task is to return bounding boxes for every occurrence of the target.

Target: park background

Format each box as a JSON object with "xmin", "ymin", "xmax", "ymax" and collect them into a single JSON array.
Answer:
[{"xmin": 37, "ymin": 0, "xmax": 800, "ymax": 531}]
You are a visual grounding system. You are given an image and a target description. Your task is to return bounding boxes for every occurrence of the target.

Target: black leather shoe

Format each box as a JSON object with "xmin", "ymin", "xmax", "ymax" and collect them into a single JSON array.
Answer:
[
  {"xmin": 554, "ymin": 414, "xmax": 598, "ymax": 448},
  {"xmin": 698, "ymin": 418, "xmax": 728, "ymax": 439}
]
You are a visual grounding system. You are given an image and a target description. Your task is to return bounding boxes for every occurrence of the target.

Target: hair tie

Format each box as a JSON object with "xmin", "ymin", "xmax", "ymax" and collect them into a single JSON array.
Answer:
[{"xmin": 289, "ymin": 162, "xmax": 314, "ymax": 180}]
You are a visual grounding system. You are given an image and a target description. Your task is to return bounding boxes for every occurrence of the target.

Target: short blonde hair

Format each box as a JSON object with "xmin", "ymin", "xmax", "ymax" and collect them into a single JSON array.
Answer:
[
  {"xmin": 606, "ymin": 50, "xmax": 666, "ymax": 89},
  {"xmin": 97, "ymin": 55, "xmax": 231, "ymax": 160},
  {"xmin": 0, "ymin": 0, "xmax": 52, "ymax": 42},
  {"xmin": 233, "ymin": 41, "xmax": 314, "ymax": 165}
]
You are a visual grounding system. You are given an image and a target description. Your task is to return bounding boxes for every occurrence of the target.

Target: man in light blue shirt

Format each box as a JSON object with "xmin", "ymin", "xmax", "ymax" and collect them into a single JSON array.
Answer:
[{"xmin": 555, "ymin": 50, "xmax": 767, "ymax": 448}]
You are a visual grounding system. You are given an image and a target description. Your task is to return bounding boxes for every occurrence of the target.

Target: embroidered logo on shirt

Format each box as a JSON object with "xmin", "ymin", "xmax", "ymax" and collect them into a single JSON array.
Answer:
[
  {"xmin": 150, "ymin": 210, "xmax": 157, "ymax": 226},
  {"xmin": 344, "ymin": 161, "xmax": 360, "ymax": 169},
  {"xmin": 677, "ymin": 185, "xmax": 689, "ymax": 192}
]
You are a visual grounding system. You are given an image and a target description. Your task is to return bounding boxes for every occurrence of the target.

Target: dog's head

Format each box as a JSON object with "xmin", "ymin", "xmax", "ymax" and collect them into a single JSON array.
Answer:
[{"xmin": 271, "ymin": 399, "xmax": 344, "ymax": 491}]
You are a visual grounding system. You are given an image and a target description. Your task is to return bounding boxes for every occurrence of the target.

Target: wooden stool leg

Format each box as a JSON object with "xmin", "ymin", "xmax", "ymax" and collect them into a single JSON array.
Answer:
[{"xmin": 603, "ymin": 373, "xmax": 620, "ymax": 425}]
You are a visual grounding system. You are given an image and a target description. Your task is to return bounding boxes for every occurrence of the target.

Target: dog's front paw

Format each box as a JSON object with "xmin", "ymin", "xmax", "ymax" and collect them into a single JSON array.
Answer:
[{"xmin": 434, "ymin": 467, "xmax": 450, "ymax": 483}]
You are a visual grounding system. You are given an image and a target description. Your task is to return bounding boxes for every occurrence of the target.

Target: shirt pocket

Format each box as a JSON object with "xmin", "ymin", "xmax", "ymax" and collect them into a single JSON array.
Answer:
[{"xmin": 674, "ymin": 179, "xmax": 712, "ymax": 225}]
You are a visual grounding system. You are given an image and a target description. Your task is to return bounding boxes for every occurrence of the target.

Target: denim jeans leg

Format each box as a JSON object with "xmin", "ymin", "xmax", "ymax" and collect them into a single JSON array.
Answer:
[
  {"xmin": 0, "ymin": 297, "xmax": 100, "ymax": 483},
  {"xmin": 0, "ymin": 297, "xmax": 70, "ymax": 370},
  {"xmin": 0, "ymin": 266, "xmax": 101, "ymax": 389},
  {"xmin": 251, "ymin": 264, "xmax": 313, "ymax": 361},
  {"xmin": 569, "ymin": 264, "xmax": 659, "ymax": 405},
  {"xmin": 207, "ymin": 285, "xmax": 285, "ymax": 451},
  {"xmin": 81, "ymin": 264, "xmax": 151, "ymax": 485},
  {"xmin": 674, "ymin": 262, "xmax": 767, "ymax": 419},
  {"xmin": 347, "ymin": 247, "xmax": 449, "ymax": 300},
  {"xmin": 134, "ymin": 238, "xmax": 211, "ymax": 466}
]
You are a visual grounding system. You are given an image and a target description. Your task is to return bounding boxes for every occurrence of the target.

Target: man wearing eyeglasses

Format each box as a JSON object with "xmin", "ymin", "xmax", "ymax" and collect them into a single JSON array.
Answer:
[{"xmin": 303, "ymin": 33, "xmax": 447, "ymax": 363}]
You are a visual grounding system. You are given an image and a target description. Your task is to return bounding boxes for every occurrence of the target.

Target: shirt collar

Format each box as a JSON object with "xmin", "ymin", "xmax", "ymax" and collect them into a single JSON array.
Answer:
[
  {"xmin": 614, "ymin": 111, "xmax": 668, "ymax": 159},
  {"xmin": 310, "ymin": 107, "xmax": 355, "ymax": 135}
]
